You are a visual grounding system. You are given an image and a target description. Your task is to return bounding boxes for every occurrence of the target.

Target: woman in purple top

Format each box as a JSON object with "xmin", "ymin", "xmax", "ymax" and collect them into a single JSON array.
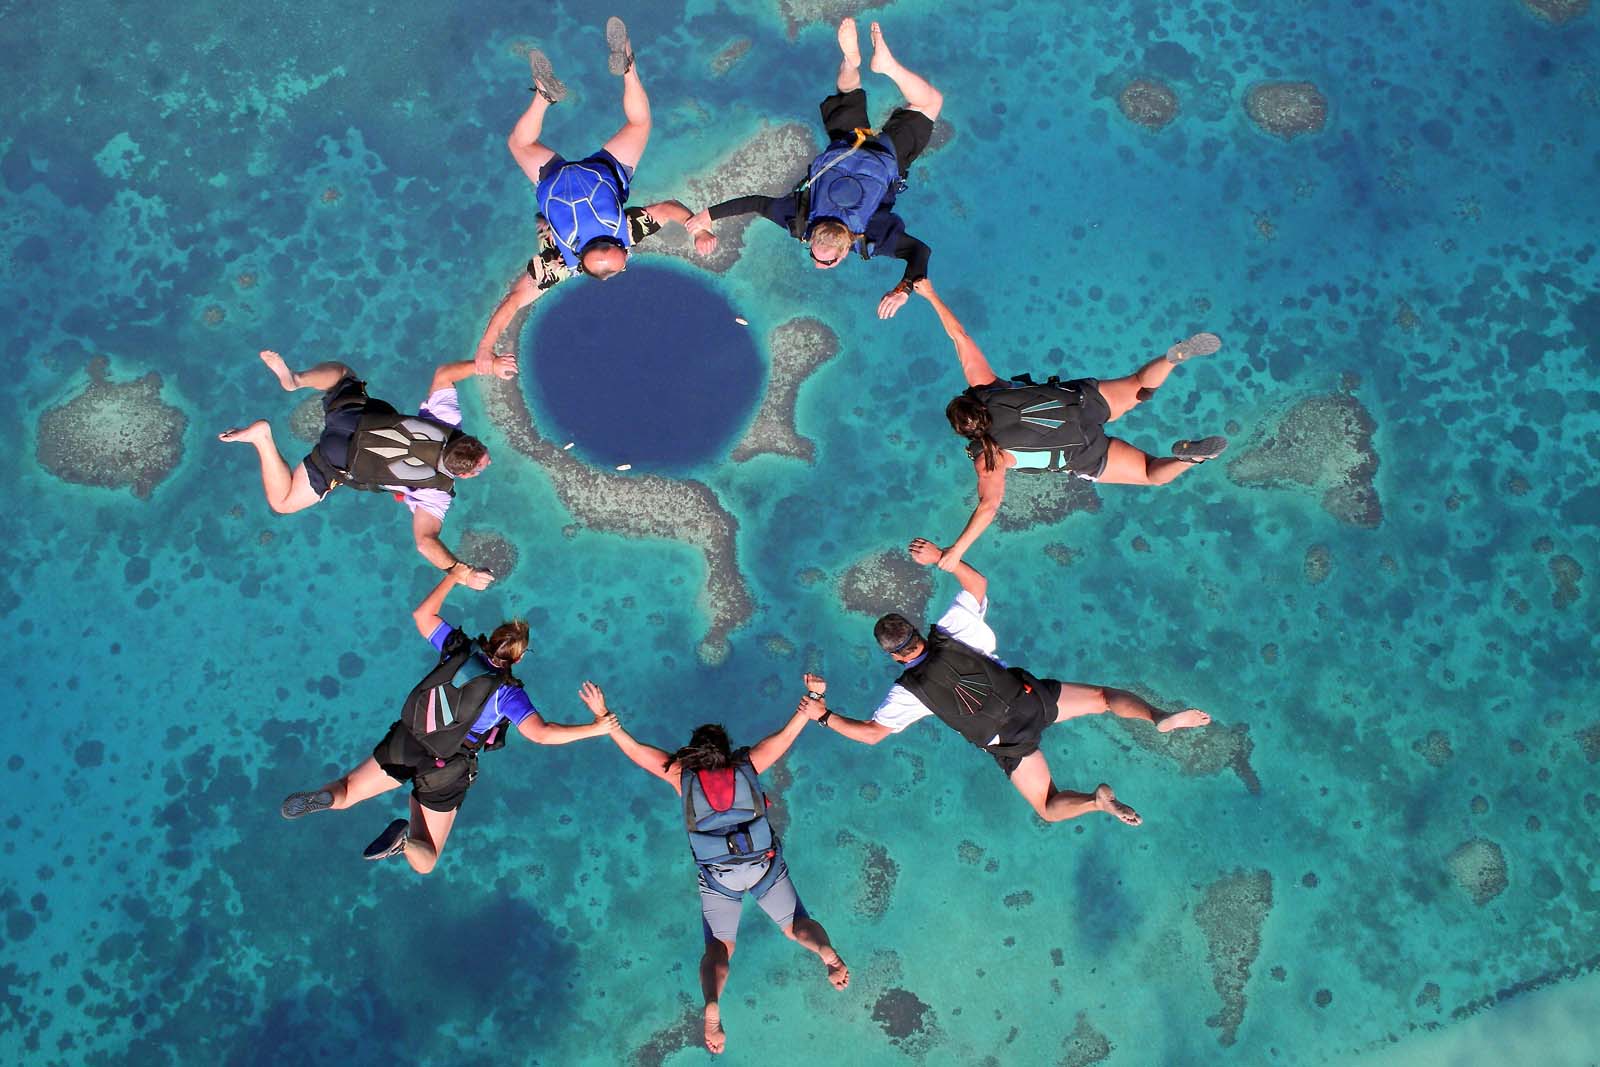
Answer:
[{"xmin": 278, "ymin": 568, "xmax": 619, "ymax": 875}]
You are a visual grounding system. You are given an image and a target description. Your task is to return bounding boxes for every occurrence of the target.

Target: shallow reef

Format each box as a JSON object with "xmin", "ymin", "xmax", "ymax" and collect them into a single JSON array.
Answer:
[
  {"xmin": 992, "ymin": 474, "xmax": 1102, "ymax": 532},
  {"xmin": 1520, "ymin": 0, "xmax": 1591, "ymax": 24},
  {"xmin": 733, "ymin": 317, "xmax": 840, "ymax": 462},
  {"xmin": 1226, "ymin": 391, "xmax": 1382, "ymax": 527},
  {"xmin": 1194, "ymin": 868, "xmax": 1274, "ymax": 1047},
  {"xmin": 836, "ymin": 548, "xmax": 933, "ymax": 619},
  {"xmin": 1447, "ymin": 838, "xmax": 1508, "ymax": 906},
  {"xmin": 35, "ymin": 355, "xmax": 186, "ymax": 498},
  {"xmin": 455, "ymin": 527, "xmax": 520, "ymax": 579},
  {"xmin": 1245, "ymin": 81, "xmax": 1328, "ymax": 139},
  {"xmin": 1118, "ymin": 78, "xmax": 1180, "ymax": 130}
]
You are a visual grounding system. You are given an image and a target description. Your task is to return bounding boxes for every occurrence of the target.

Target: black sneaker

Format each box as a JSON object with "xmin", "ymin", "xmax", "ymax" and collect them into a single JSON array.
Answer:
[
  {"xmin": 362, "ymin": 818, "xmax": 409, "ymax": 861},
  {"xmin": 280, "ymin": 790, "xmax": 335, "ymax": 820}
]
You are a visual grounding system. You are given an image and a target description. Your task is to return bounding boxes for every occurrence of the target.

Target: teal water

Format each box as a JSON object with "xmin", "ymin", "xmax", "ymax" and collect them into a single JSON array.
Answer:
[{"xmin": 3, "ymin": 1, "xmax": 1598, "ymax": 1066}]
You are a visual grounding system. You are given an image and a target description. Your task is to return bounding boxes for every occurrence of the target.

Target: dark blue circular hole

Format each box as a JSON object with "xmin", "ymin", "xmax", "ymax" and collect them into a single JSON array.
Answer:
[{"xmin": 524, "ymin": 263, "xmax": 763, "ymax": 471}]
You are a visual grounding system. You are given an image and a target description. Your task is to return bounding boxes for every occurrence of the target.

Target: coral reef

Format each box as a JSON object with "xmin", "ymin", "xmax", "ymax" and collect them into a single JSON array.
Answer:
[
  {"xmin": 870, "ymin": 986, "xmax": 941, "ymax": 1053},
  {"xmin": 835, "ymin": 829, "xmax": 899, "ymax": 920},
  {"xmin": 1521, "ymin": 0, "xmax": 1591, "ymax": 24},
  {"xmin": 629, "ymin": 994, "xmax": 701, "ymax": 1067},
  {"xmin": 708, "ymin": 38, "xmax": 751, "ymax": 77},
  {"xmin": 1411, "ymin": 730, "xmax": 1454, "ymax": 767},
  {"xmin": 1245, "ymin": 82, "xmax": 1328, "ymax": 139},
  {"xmin": 1575, "ymin": 724, "xmax": 1600, "ymax": 763},
  {"xmin": 778, "ymin": 0, "xmax": 896, "ymax": 39},
  {"xmin": 288, "ymin": 394, "xmax": 324, "ymax": 443},
  {"xmin": 35, "ymin": 355, "xmax": 186, "ymax": 498},
  {"xmin": 1118, "ymin": 716, "xmax": 1260, "ymax": 794},
  {"xmin": 1118, "ymin": 79, "xmax": 1180, "ymax": 129},
  {"xmin": 1060, "ymin": 1013, "xmax": 1114, "ymax": 1067},
  {"xmin": 993, "ymin": 475, "xmax": 1102, "ymax": 531},
  {"xmin": 732, "ymin": 318, "xmax": 839, "ymax": 462},
  {"xmin": 1226, "ymin": 392, "xmax": 1382, "ymax": 527},
  {"xmin": 1549, "ymin": 553, "xmax": 1582, "ymax": 608},
  {"xmin": 837, "ymin": 549, "xmax": 933, "ymax": 619},
  {"xmin": 480, "ymin": 299, "xmax": 752, "ymax": 663},
  {"xmin": 455, "ymin": 528, "xmax": 519, "ymax": 580},
  {"xmin": 1303, "ymin": 543, "xmax": 1331, "ymax": 584},
  {"xmin": 1446, "ymin": 838, "xmax": 1508, "ymax": 906},
  {"xmin": 1194, "ymin": 868, "xmax": 1273, "ymax": 1047}
]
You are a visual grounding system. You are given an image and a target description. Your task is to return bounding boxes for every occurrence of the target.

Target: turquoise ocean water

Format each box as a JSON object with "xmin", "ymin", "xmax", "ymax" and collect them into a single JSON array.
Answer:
[{"xmin": 3, "ymin": 1, "xmax": 1598, "ymax": 1065}]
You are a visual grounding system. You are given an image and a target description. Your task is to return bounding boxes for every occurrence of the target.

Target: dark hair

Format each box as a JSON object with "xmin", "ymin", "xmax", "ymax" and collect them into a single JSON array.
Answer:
[
  {"xmin": 479, "ymin": 620, "xmax": 529, "ymax": 688},
  {"xmin": 946, "ymin": 394, "xmax": 1001, "ymax": 472},
  {"xmin": 442, "ymin": 435, "xmax": 488, "ymax": 477},
  {"xmin": 665, "ymin": 723, "xmax": 750, "ymax": 772},
  {"xmin": 873, "ymin": 613, "xmax": 922, "ymax": 655}
]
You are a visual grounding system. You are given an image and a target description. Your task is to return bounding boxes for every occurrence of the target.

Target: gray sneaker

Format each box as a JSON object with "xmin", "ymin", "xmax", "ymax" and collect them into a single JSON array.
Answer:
[
  {"xmin": 280, "ymin": 790, "xmax": 335, "ymax": 820},
  {"xmin": 362, "ymin": 818, "xmax": 409, "ymax": 861}
]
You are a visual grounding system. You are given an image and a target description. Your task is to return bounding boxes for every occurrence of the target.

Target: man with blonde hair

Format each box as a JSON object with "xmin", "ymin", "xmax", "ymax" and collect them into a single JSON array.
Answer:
[{"xmin": 686, "ymin": 19, "xmax": 944, "ymax": 320}]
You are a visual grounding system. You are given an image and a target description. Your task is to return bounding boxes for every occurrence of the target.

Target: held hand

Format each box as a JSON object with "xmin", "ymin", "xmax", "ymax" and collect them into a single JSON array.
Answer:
[
  {"xmin": 936, "ymin": 548, "xmax": 963, "ymax": 573},
  {"xmin": 693, "ymin": 229, "xmax": 719, "ymax": 256},
  {"xmin": 798, "ymin": 695, "xmax": 826, "ymax": 721},
  {"xmin": 491, "ymin": 354, "xmax": 519, "ymax": 380},
  {"xmin": 877, "ymin": 288, "xmax": 910, "ymax": 320},
  {"xmin": 595, "ymin": 711, "xmax": 621, "ymax": 734},
  {"xmin": 908, "ymin": 537, "xmax": 942, "ymax": 566},
  {"xmin": 578, "ymin": 681, "xmax": 609, "ymax": 719},
  {"xmin": 684, "ymin": 209, "xmax": 713, "ymax": 234},
  {"xmin": 460, "ymin": 566, "xmax": 495, "ymax": 590},
  {"xmin": 802, "ymin": 672, "xmax": 827, "ymax": 697},
  {"xmin": 473, "ymin": 348, "xmax": 495, "ymax": 376},
  {"xmin": 911, "ymin": 278, "xmax": 935, "ymax": 298}
]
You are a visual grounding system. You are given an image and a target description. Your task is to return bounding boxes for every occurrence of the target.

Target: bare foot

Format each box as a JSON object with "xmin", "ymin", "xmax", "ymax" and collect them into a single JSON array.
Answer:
[
  {"xmin": 218, "ymin": 419, "xmax": 271, "ymax": 444},
  {"xmin": 868, "ymin": 22, "xmax": 897, "ymax": 75},
  {"xmin": 837, "ymin": 18, "xmax": 860, "ymax": 66},
  {"xmin": 1094, "ymin": 783, "xmax": 1142, "ymax": 826},
  {"xmin": 704, "ymin": 1003, "xmax": 726, "ymax": 1054},
  {"xmin": 821, "ymin": 948, "xmax": 850, "ymax": 990},
  {"xmin": 259, "ymin": 350, "xmax": 297, "ymax": 390},
  {"xmin": 1159, "ymin": 708, "xmax": 1212, "ymax": 733}
]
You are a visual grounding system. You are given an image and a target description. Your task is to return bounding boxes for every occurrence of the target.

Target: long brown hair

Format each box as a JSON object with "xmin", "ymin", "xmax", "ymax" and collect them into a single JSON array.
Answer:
[
  {"xmin": 665, "ymin": 723, "xmax": 750, "ymax": 772},
  {"xmin": 480, "ymin": 620, "xmax": 529, "ymax": 688},
  {"xmin": 947, "ymin": 394, "xmax": 1001, "ymax": 472}
]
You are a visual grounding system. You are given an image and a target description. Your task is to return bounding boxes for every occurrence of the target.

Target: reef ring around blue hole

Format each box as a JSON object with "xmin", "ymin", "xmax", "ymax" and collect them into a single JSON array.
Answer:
[{"xmin": 522, "ymin": 262, "xmax": 763, "ymax": 472}]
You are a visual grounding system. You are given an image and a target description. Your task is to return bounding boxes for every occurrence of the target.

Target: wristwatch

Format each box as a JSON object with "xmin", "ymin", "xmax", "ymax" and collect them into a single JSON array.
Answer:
[
  {"xmin": 805, "ymin": 690, "xmax": 825, "ymax": 701},
  {"xmin": 817, "ymin": 709, "xmax": 833, "ymax": 728}
]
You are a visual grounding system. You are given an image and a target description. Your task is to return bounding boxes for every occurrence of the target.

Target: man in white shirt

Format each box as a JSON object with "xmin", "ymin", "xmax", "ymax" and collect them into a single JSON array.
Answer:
[
  {"xmin": 220, "ymin": 348, "xmax": 514, "ymax": 587},
  {"xmin": 799, "ymin": 537, "xmax": 1213, "ymax": 826}
]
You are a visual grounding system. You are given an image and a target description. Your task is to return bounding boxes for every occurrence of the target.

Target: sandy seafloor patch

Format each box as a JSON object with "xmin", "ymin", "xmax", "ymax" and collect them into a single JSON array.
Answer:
[{"xmin": 1, "ymin": 0, "xmax": 1597, "ymax": 1064}]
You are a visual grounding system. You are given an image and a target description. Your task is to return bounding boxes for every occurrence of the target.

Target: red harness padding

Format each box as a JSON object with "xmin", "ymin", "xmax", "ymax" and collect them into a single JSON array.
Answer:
[{"xmin": 696, "ymin": 767, "xmax": 737, "ymax": 812}]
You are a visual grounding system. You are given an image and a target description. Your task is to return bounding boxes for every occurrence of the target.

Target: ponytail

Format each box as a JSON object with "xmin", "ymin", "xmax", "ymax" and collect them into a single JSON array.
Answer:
[{"xmin": 945, "ymin": 395, "xmax": 1002, "ymax": 472}]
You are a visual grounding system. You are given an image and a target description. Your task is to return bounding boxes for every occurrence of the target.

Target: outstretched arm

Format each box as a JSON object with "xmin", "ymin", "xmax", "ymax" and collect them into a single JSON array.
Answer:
[
  {"xmin": 431, "ymin": 356, "xmax": 516, "ymax": 395},
  {"xmin": 411, "ymin": 568, "xmax": 462, "ymax": 637},
  {"xmin": 909, "ymin": 536, "xmax": 988, "ymax": 600},
  {"xmin": 578, "ymin": 681, "xmax": 680, "ymax": 787},
  {"xmin": 796, "ymin": 678, "xmax": 893, "ymax": 745},
  {"xmin": 913, "ymin": 280, "xmax": 997, "ymax": 386},
  {"xmin": 411, "ymin": 510, "xmax": 493, "ymax": 589},
  {"xmin": 644, "ymin": 199, "xmax": 718, "ymax": 256},
  {"xmin": 747, "ymin": 674, "xmax": 822, "ymax": 774},
  {"xmin": 518, "ymin": 708, "xmax": 620, "ymax": 745},
  {"xmin": 937, "ymin": 460, "xmax": 1006, "ymax": 572},
  {"xmin": 473, "ymin": 274, "xmax": 546, "ymax": 368}
]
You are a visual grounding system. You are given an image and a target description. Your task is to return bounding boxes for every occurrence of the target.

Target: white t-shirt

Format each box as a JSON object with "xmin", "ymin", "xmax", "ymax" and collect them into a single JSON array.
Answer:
[
  {"xmin": 871, "ymin": 591, "xmax": 1001, "ymax": 733},
  {"xmin": 391, "ymin": 388, "xmax": 462, "ymax": 522}
]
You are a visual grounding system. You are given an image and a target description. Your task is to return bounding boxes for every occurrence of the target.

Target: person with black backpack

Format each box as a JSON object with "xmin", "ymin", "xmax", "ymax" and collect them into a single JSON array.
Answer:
[
  {"xmin": 799, "ymin": 538, "xmax": 1212, "ymax": 827},
  {"xmin": 277, "ymin": 568, "xmax": 619, "ymax": 873},
  {"xmin": 914, "ymin": 280, "xmax": 1230, "ymax": 573},
  {"xmin": 577, "ymin": 680, "xmax": 849, "ymax": 1055}
]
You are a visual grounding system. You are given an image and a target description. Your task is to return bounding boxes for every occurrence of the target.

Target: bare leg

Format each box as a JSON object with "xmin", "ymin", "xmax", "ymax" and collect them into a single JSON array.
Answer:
[
  {"xmin": 785, "ymin": 918, "xmax": 850, "ymax": 989},
  {"xmin": 1095, "ymin": 356, "xmax": 1177, "ymax": 421},
  {"xmin": 325, "ymin": 757, "xmax": 404, "ymax": 809},
  {"xmin": 835, "ymin": 18, "xmax": 862, "ymax": 93},
  {"xmin": 259, "ymin": 350, "xmax": 351, "ymax": 393},
  {"xmin": 868, "ymin": 22, "xmax": 943, "ymax": 119},
  {"xmin": 700, "ymin": 938, "xmax": 733, "ymax": 1054},
  {"xmin": 600, "ymin": 65, "xmax": 651, "ymax": 170},
  {"xmin": 403, "ymin": 797, "xmax": 458, "ymax": 875},
  {"xmin": 508, "ymin": 94, "xmax": 559, "ymax": 184},
  {"xmin": 1008, "ymin": 752, "xmax": 1141, "ymax": 825},
  {"xmin": 1054, "ymin": 682, "xmax": 1211, "ymax": 731},
  {"xmin": 1097, "ymin": 438, "xmax": 1195, "ymax": 486},
  {"xmin": 216, "ymin": 421, "xmax": 324, "ymax": 513}
]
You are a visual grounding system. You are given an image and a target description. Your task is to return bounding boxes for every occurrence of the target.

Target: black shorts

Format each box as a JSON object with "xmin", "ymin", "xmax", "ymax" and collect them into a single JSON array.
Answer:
[
  {"xmin": 989, "ymin": 679, "xmax": 1063, "ymax": 778},
  {"xmin": 1064, "ymin": 378, "xmax": 1112, "ymax": 480},
  {"xmin": 302, "ymin": 376, "xmax": 371, "ymax": 497},
  {"xmin": 818, "ymin": 89, "xmax": 934, "ymax": 176},
  {"xmin": 372, "ymin": 721, "xmax": 478, "ymax": 813}
]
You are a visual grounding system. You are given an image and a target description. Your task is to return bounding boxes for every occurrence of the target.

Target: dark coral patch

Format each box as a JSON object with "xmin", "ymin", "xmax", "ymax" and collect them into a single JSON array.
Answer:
[
  {"xmin": 1118, "ymin": 79, "xmax": 1180, "ymax": 130},
  {"xmin": 1245, "ymin": 82, "xmax": 1328, "ymax": 139},
  {"xmin": 456, "ymin": 528, "xmax": 521, "ymax": 581},
  {"xmin": 871, "ymin": 987, "xmax": 932, "ymax": 1041},
  {"xmin": 1195, "ymin": 868, "xmax": 1273, "ymax": 1046},
  {"xmin": 1226, "ymin": 392, "xmax": 1382, "ymax": 527},
  {"xmin": 837, "ymin": 550, "xmax": 933, "ymax": 619}
]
